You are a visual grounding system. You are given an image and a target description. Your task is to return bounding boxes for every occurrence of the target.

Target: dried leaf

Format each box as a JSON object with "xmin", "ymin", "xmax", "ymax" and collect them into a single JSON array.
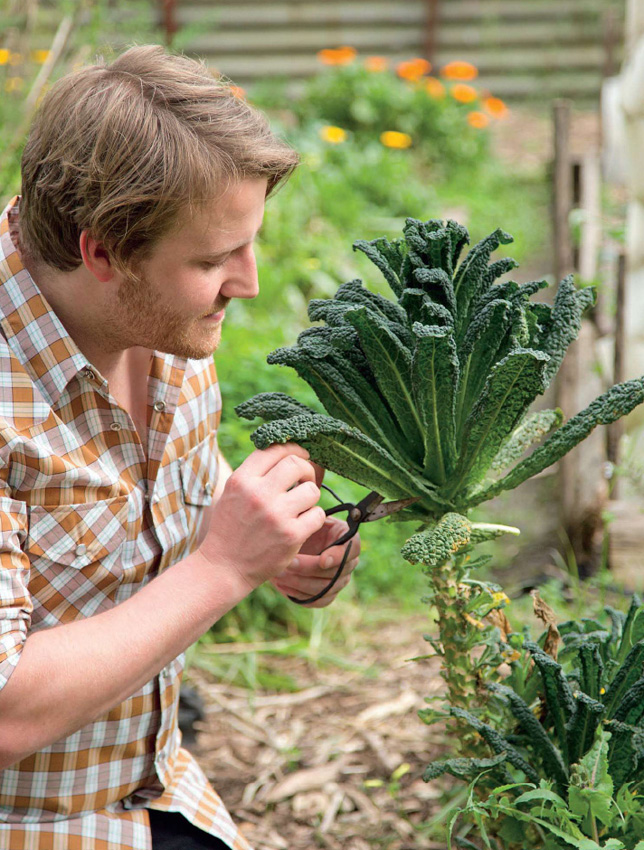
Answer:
[
  {"xmin": 531, "ymin": 589, "xmax": 561, "ymax": 660},
  {"xmin": 266, "ymin": 761, "xmax": 346, "ymax": 802},
  {"xmin": 354, "ymin": 689, "xmax": 419, "ymax": 725}
]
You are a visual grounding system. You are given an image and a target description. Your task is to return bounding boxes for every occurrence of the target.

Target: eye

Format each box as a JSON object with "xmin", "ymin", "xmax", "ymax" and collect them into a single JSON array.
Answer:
[{"xmin": 200, "ymin": 256, "xmax": 228, "ymax": 270}]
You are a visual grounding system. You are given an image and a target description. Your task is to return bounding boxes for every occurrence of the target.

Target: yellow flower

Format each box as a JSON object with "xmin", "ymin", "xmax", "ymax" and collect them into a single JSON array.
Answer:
[
  {"xmin": 396, "ymin": 57, "xmax": 431, "ymax": 82},
  {"xmin": 425, "ymin": 77, "xmax": 446, "ymax": 99},
  {"xmin": 380, "ymin": 130, "xmax": 412, "ymax": 149},
  {"xmin": 467, "ymin": 111, "xmax": 490, "ymax": 129},
  {"xmin": 451, "ymin": 83, "xmax": 478, "ymax": 104},
  {"xmin": 600, "ymin": 687, "xmax": 606, "ymax": 695},
  {"xmin": 502, "ymin": 649, "xmax": 521, "ymax": 663},
  {"xmin": 317, "ymin": 46, "xmax": 357, "ymax": 66},
  {"xmin": 364, "ymin": 55, "xmax": 388, "ymax": 72},
  {"xmin": 319, "ymin": 125, "xmax": 347, "ymax": 144},
  {"xmin": 484, "ymin": 96, "xmax": 509, "ymax": 120},
  {"xmin": 4, "ymin": 77, "xmax": 24, "ymax": 93},
  {"xmin": 0, "ymin": 49, "xmax": 10, "ymax": 65},
  {"xmin": 304, "ymin": 257, "xmax": 321, "ymax": 270},
  {"xmin": 31, "ymin": 49, "xmax": 50, "ymax": 64},
  {"xmin": 441, "ymin": 60, "xmax": 478, "ymax": 81},
  {"xmin": 491, "ymin": 591, "xmax": 510, "ymax": 607}
]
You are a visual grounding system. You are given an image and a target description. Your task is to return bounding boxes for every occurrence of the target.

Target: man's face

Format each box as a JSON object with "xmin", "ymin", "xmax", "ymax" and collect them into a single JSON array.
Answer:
[{"xmin": 105, "ymin": 177, "xmax": 267, "ymax": 360}]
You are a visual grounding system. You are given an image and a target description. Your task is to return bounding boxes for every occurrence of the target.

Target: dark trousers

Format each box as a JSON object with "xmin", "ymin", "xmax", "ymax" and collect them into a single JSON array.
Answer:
[{"xmin": 148, "ymin": 809, "xmax": 232, "ymax": 850}]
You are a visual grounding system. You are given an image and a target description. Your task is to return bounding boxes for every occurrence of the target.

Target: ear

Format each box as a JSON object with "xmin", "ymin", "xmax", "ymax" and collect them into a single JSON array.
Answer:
[{"xmin": 79, "ymin": 231, "xmax": 120, "ymax": 284}]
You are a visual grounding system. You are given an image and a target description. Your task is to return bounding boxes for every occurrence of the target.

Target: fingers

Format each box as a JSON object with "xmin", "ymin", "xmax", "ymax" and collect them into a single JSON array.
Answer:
[
  {"xmin": 281, "ymin": 479, "xmax": 321, "ymax": 516},
  {"xmin": 272, "ymin": 568, "xmax": 354, "ymax": 604},
  {"xmin": 239, "ymin": 442, "xmax": 311, "ymax": 477},
  {"xmin": 311, "ymin": 461, "xmax": 325, "ymax": 488},
  {"xmin": 265, "ymin": 453, "xmax": 317, "ymax": 492}
]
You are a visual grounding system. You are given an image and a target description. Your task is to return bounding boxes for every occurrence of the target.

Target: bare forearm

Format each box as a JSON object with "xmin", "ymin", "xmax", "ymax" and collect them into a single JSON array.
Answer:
[{"xmin": 0, "ymin": 548, "xmax": 246, "ymax": 768}]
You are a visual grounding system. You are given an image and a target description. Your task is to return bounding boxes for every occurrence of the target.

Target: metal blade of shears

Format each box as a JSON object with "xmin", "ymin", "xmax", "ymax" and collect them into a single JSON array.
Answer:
[{"xmin": 362, "ymin": 495, "xmax": 421, "ymax": 521}]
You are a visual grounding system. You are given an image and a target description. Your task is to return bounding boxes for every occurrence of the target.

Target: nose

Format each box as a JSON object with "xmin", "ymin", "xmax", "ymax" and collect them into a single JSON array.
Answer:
[{"xmin": 221, "ymin": 244, "xmax": 259, "ymax": 300}]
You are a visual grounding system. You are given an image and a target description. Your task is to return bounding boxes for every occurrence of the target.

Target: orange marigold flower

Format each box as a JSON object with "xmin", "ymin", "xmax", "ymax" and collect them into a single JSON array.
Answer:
[
  {"xmin": 364, "ymin": 55, "xmax": 388, "ymax": 72},
  {"xmin": 317, "ymin": 46, "xmax": 357, "ymax": 66},
  {"xmin": 380, "ymin": 130, "xmax": 412, "ymax": 149},
  {"xmin": 396, "ymin": 57, "xmax": 431, "ymax": 82},
  {"xmin": 319, "ymin": 125, "xmax": 347, "ymax": 144},
  {"xmin": 451, "ymin": 83, "xmax": 478, "ymax": 104},
  {"xmin": 425, "ymin": 76, "xmax": 446, "ymax": 99},
  {"xmin": 467, "ymin": 111, "xmax": 490, "ymax": 129},
  {"xmin": 441, "ymin": 60, "xmax": 478, "ymax": 81},
  {"xmin": 0, "ymin": 49, "xmax": 9, "ymax": 65},
  {"xmin": 229, "ymin": 84, "xmax": 246, "ymax": 99},
  {"xmin": 31, "ymin": 49, "xmax": 50, "ymax": 64},
  {"xmin": 484, "ymin": 95, "xmax": 509, "ymax": 119}
]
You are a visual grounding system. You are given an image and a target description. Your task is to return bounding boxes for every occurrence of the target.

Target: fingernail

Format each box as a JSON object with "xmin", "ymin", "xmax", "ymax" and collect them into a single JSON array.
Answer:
[
  {"xmin": 324, "ymin": 555, "xmax": 334, "ymax": 568},
  {"xmin": 290, "ymin": 557, "xmax": 299, "ymax": 569}
]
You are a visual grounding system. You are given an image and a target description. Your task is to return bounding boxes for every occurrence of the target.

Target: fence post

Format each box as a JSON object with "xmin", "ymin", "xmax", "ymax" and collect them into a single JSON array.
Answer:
[
  {"xmin": 161, "ymin": 0, "xmax": 178, "ymax": 47},
  {"xmin": 425, "ymin": 0, "xmax": 440, "ymax": 66},
  {"xmin": 553, "ymin": 101, "xmax": 607, "ymax": 576}
]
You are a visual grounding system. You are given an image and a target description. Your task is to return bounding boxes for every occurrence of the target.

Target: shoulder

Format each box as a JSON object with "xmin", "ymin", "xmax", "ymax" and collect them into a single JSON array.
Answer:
[{"xmin": 0, "ymin": 339, "xmax": 50, "ymax": 431}]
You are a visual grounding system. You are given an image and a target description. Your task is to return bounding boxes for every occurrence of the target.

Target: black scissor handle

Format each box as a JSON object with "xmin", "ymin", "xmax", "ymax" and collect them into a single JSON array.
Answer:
[
  {"xmin": 287, "ymin": 539, "xmax": 353, "ymax": 606},
  {"xmin": 287, "ymin": 485, "xmax": 368, "ymax": 606}
]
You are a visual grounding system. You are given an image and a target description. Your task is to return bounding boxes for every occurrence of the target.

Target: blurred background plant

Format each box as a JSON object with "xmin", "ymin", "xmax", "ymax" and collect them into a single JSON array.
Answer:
[
  {"xmin": 250, "ymin": 49, "xmax": 502, "ymax": 174},
  {"xmin": 0, "ymin": 0, "xmax": 167, "ymax": 193}
]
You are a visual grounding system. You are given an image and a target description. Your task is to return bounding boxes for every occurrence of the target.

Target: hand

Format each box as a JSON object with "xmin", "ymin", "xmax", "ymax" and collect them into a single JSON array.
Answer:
[
  {"xmin": 271, "ymin": 516, "xmax": 361, "ymax": 608},
  {"xmin": 198, "ymin": 443, "xmax": 326, "ymax": 594}
]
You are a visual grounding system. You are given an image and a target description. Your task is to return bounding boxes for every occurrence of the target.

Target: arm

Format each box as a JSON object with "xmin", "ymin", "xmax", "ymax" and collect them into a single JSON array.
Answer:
[{"xmin": 0, "ymin": 443, "xmax": 325, "ymax": 769}]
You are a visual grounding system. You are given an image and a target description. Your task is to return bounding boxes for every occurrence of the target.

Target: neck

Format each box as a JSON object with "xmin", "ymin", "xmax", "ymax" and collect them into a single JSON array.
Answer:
[{"xmin": 20, "ymin": 253, "xmax": 152, "ymax": 385}]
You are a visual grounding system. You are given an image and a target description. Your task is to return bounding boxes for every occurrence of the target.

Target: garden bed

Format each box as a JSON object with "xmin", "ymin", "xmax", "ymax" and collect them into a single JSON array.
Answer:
[{"xmin": 187, "ymin": 613, "xmax": 452, "ymax": 850}]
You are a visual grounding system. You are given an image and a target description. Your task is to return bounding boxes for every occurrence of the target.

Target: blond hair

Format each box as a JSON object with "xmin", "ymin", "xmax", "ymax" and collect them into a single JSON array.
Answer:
[{"xmin": 19, "ymin": 45, "xmax": 299, "ymax": 274}]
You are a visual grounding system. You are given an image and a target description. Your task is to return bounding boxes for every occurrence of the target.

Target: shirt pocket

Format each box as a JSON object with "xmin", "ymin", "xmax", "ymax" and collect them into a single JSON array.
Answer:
[
  {"xmin": 180, "ymin": 431, "xmax": 219, "ymax": 507},
  {"xmin": 26, "ymin": 495, "xmax": 130, "ymax": 570}
]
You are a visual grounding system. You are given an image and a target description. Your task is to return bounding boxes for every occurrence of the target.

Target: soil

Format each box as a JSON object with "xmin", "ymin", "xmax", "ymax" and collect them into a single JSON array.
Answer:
[{"xmin": 185, "ymin": 614, "xmax": 452, "ymax": 850}]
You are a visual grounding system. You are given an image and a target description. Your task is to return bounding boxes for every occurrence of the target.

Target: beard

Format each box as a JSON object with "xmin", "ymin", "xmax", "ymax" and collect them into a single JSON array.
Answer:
[{"xmin": 96, "ymin": 269, "xmax": 227, "ymax": 361}]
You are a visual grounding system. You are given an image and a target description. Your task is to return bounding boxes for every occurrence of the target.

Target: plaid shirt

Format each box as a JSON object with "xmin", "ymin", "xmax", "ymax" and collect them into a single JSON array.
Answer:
[{"xmin": 0, "ymin": 198, "xmax": 252, "ymax": 850}]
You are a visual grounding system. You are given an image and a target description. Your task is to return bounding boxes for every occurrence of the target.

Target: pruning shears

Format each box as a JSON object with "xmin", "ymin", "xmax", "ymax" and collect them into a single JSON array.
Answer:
[{"xmin": 287, "ymin": 485, "xmax": 420, "ymax": 606}]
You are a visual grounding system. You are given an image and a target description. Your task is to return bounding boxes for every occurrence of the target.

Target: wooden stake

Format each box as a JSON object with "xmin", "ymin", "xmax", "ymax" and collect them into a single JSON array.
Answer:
[
  {"xmin": 607, "ymin": 252, "xmax": 627, "ymax": 498},
  {"xmin": 553, "ymin": 100, "xmax": 574, "ymax": 283}
]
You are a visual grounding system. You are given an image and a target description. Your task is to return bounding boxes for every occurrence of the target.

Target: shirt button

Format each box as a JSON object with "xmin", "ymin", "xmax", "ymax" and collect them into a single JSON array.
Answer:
[
  {"xmin": 81, "ymin": 368, "xmax": 96, "ymax": 381},
  {"xmin": 203, "ymin": 483, "xmax": 212, "ymax": 497},
  {"xmin": 75, "ymin": 544, "xmax": 87, "ymax": 557},
  {"xmin": 110, "ymin": 422, "xmax": 122, "ymax": 431},
  {"xmin": 153, "ymin": 400, "xmax": 166, "ymax": 412}
]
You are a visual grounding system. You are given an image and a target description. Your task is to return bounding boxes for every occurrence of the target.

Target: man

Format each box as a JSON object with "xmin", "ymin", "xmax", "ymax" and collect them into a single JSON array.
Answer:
[{"xmin": 0, "ymin": 45, "xmax": 359, "ymax": 849}]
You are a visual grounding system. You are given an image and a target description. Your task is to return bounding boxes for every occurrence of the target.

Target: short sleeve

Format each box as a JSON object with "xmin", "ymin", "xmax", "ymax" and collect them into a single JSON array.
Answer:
[{"xmin": 0, "ymin": 490, "xmax": 31, "ymax": 692}]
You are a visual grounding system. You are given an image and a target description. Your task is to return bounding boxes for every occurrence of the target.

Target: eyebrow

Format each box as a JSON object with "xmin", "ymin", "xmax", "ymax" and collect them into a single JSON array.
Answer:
[{"xmin": 195, "ymin": 224, "xmax": 264, "ymax": 262}]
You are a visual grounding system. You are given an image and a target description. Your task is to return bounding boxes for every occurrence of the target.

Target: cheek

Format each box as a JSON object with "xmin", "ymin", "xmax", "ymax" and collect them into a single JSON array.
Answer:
[{"xmin": 173, "ymin": 270, "xmax": 221, "ymax": 312}]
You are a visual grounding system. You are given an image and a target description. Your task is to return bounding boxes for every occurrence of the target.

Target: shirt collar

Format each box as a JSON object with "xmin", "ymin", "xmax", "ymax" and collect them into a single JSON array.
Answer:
[{"xmin": 0, "ymin": 196, "xmax": 92, "ymax": 409}]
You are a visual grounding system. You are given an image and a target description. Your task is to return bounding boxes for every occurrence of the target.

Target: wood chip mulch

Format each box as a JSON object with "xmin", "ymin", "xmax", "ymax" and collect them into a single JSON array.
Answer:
[{"xmin": 185, "ymin": 614, "xmax": 452, "ymax": 850}]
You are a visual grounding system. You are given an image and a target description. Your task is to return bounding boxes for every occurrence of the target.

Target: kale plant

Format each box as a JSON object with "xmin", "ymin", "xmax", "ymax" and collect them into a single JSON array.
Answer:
[
  {"xmin": 237, "ymin": 219, "xmax": 644, "ymax": 847},
  {"xmin": 237, "ymin": 219, "xmax": 643, "ymax": 524},
  {"xmin": 427, "ymin": 595, "xmax": 644, "ymax": 849}
]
